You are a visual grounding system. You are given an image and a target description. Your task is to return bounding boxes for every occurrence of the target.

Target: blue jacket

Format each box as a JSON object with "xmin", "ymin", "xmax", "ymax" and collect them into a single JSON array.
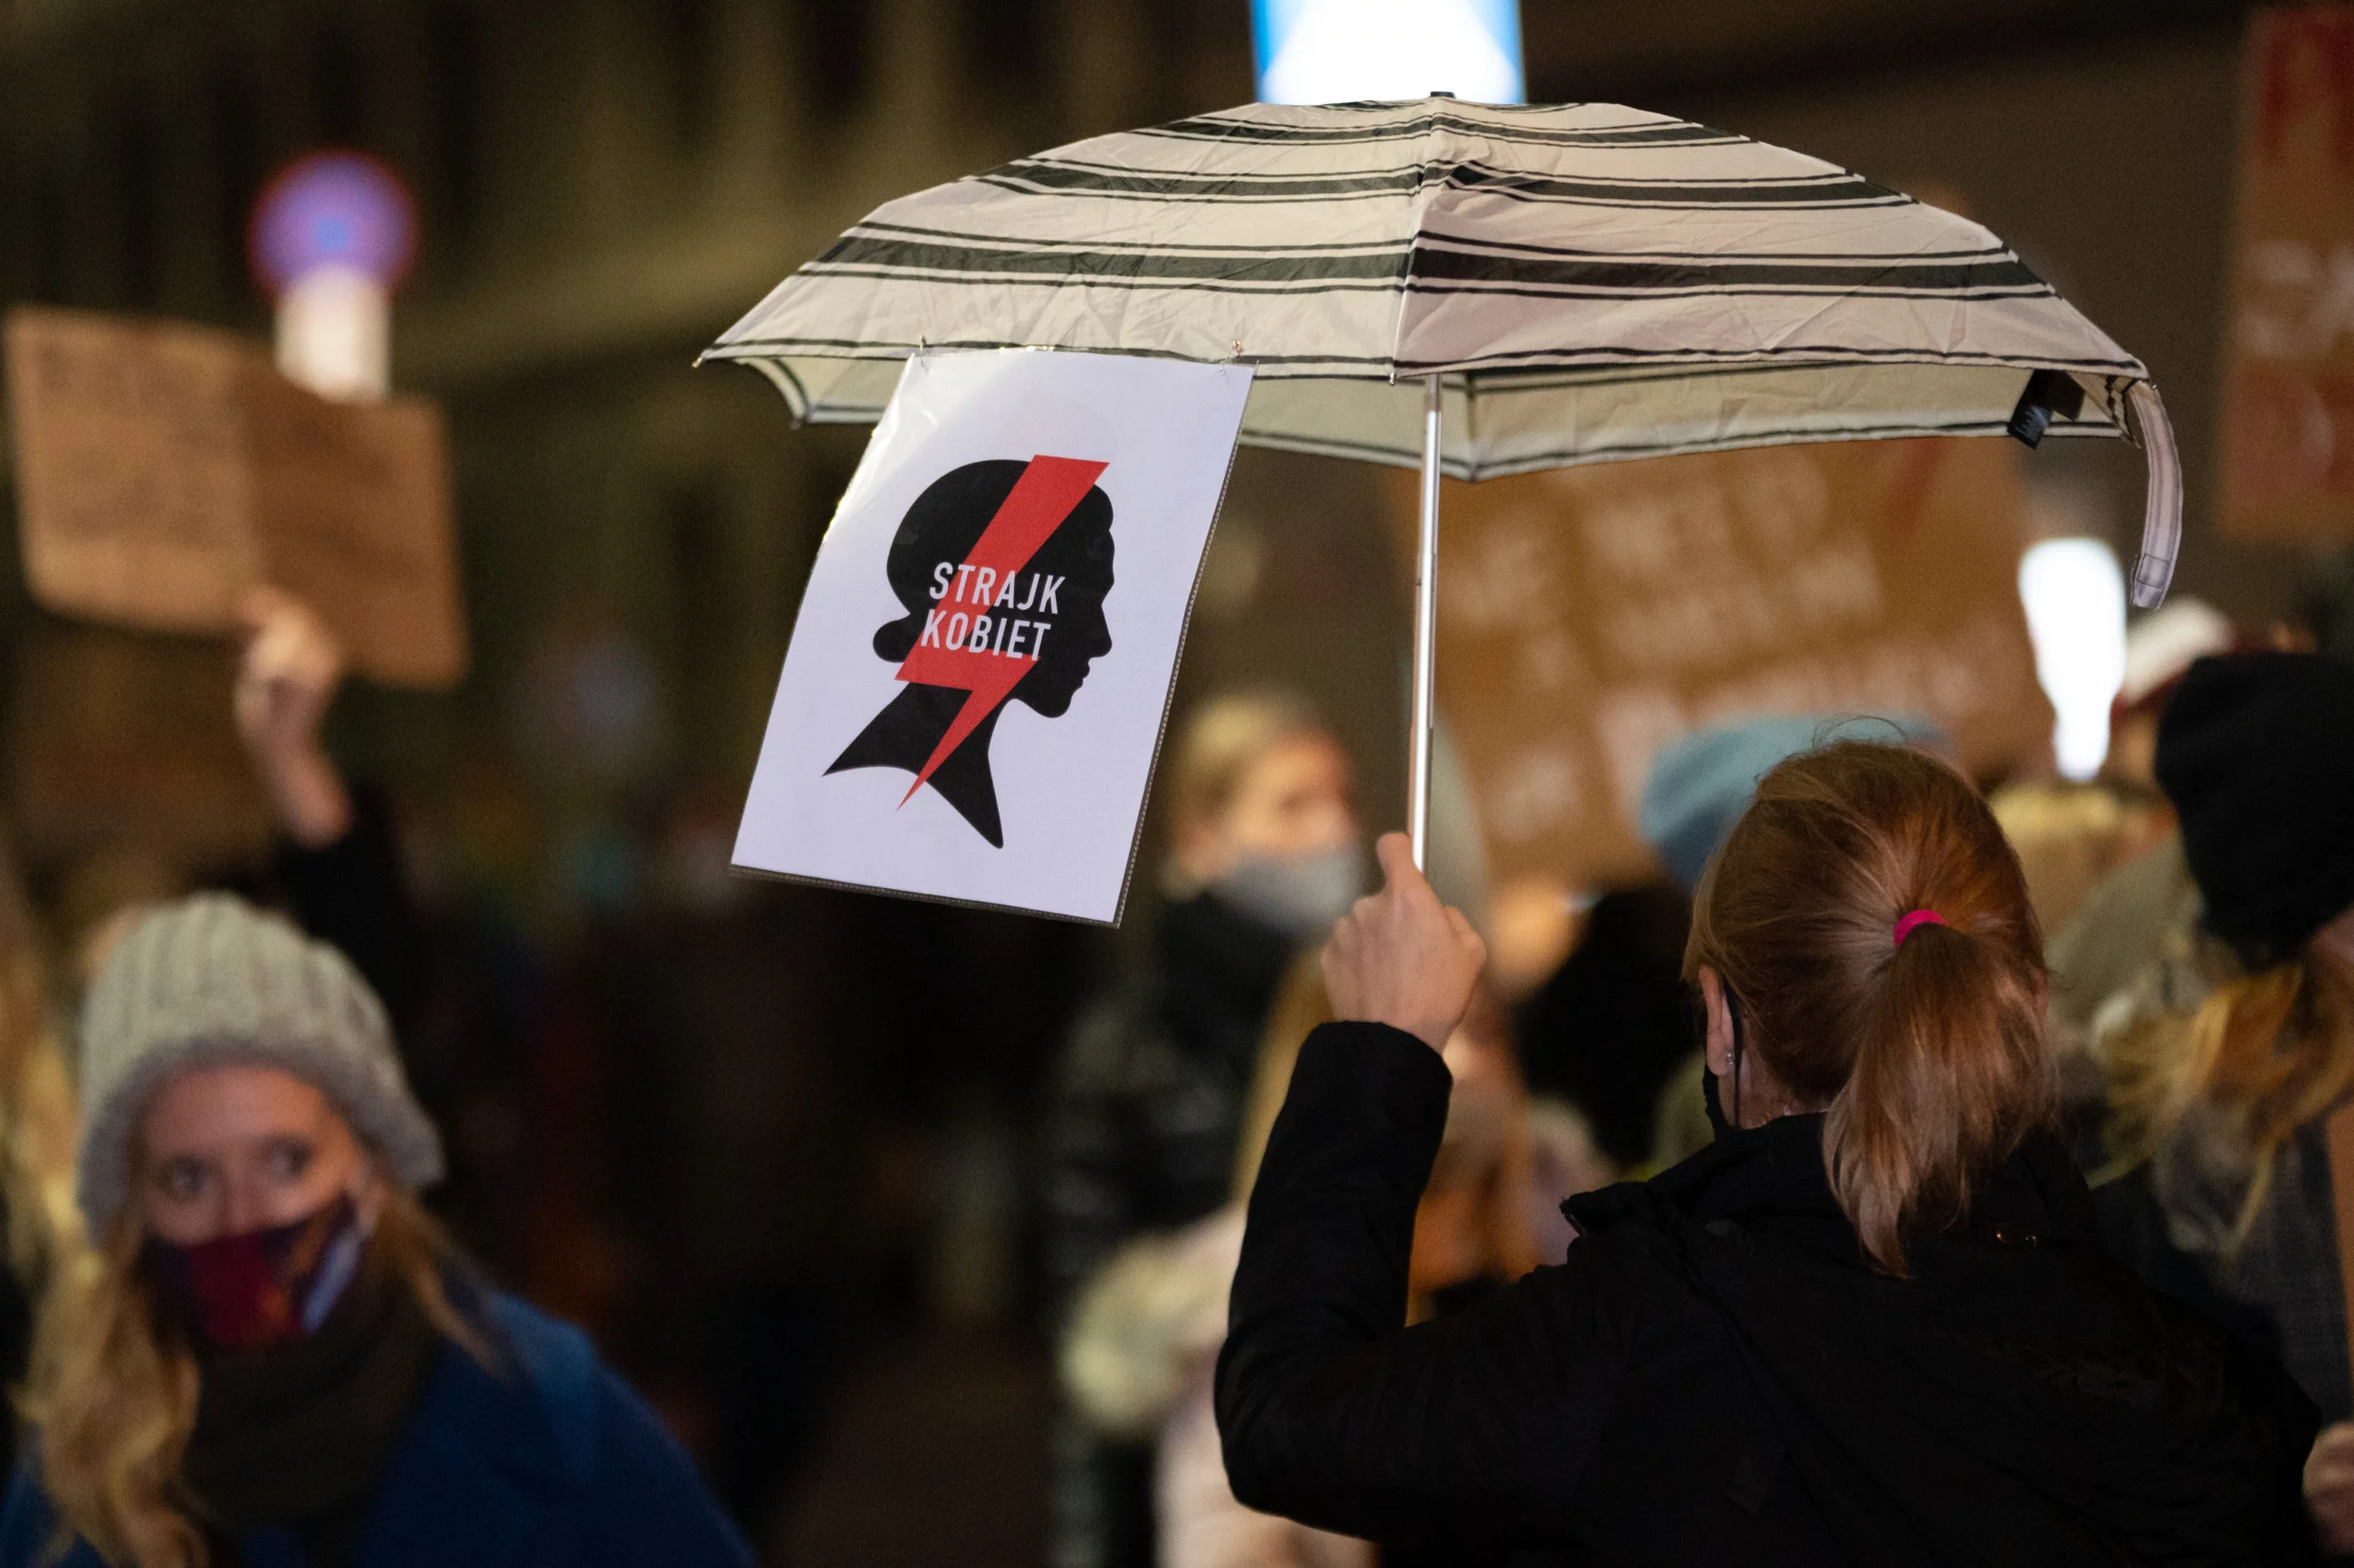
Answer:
[{"xmin": 0, "ymin": 1290, "xmax": 751, "ymax": 1568}]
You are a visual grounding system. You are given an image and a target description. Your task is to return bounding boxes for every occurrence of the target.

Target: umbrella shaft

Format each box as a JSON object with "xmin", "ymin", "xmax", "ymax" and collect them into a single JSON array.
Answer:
[{"xmin": 1410, "ymin": 374, "xmax": 1441, "ymax": 871}]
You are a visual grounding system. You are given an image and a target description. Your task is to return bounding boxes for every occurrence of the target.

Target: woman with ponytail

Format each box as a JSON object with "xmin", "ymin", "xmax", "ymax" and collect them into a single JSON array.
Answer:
[{"xmin": 1218, "ymin": 740, "xmax": 2319, "ymax": 1565}]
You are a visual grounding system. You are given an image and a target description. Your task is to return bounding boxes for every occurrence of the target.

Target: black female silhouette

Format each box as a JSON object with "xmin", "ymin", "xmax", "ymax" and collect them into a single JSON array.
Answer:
[{"xmin": 828, "ymin": 458, "xmax": 1115, "ymax": 846}]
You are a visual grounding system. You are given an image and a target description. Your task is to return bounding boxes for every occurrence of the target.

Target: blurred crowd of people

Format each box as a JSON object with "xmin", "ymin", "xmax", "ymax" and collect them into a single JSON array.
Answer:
[
  {"xmin": 0, "ymin": 541, "xmax": 2343, "ymax": 1563},
  {"xmin": 0, "ymin": 591, "xmax": 761, "ymax": 1565},
  {"xmin": 1039, "ymin": 694, "xmax": 1607, "ymax": 1568},
  {"xmin": 1041, "ymin": 551, "xmax": 2354, "ymax": 1565},
  {"xmin": 0, "ymin": 587, "xmax": 1087, "ymax": 1563}
]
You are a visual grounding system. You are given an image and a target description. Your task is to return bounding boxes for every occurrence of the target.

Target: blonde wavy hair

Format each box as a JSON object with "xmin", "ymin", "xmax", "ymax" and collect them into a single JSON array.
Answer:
[
  {"xmin": 0, "ymin": 938, "xmax": 79, "ymax": 1325},
  {"xmin": 0, "ymin": 831, "xmax": 82, "ymax": 1307},
  {"xmin": 2104, "ymin": 936, "xmax": 2354, "ymax": 1243},
  {"xmin": 23, "ymin": 1177, "xmax": 482, "ymax": 1568},
  {"xmin": 0, "ymin": 836, "xmax": 93, "ymax": 1530}
]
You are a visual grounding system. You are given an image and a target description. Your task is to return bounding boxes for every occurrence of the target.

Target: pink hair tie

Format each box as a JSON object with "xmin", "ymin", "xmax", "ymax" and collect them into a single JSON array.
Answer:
[{"xmin": 1892, "ymin": 909, "xmax": 1947, "ymax": 948}]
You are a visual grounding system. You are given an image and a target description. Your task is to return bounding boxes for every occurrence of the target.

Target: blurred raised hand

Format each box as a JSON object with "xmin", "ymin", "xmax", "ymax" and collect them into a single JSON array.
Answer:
[
  {"xmin": 1321, "ymin": 832, "xmax": 1488, "ymax": 1052},
  {"xmin": 234, "ymin": 586, "xmax": 352, "ymax": 847}
]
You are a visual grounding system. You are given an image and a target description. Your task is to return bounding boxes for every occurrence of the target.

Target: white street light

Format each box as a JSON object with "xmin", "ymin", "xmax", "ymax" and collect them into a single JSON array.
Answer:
[
  {"xmin": 2019, "ymin": 537, "xmax": 2129, "ymax": 780},
  {"xmin": 1254, "ymin": 0, "xmax": 1524, "ymax": 105}
]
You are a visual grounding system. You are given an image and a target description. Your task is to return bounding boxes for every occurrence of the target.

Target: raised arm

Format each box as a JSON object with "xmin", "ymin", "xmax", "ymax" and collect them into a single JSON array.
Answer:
[
  {"xmin": 234, "ymin": 587, "xmax": 354, "ymax": 849},
  {"xmin": 234, "ymin": 588, "xmax": 420, "ymax": 1028},
  {"xmin": 1215, "ymin": 837, "xmax": 1628, "ymax": 1553}
]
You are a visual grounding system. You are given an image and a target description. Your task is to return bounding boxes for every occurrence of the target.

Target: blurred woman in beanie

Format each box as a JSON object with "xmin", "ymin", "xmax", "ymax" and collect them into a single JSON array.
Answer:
[
  {"xmin": 0, "ymin": 894, "xmax": 749, "ymax": 1568},
  {"xmin": 2088, "ymin": 653, "xmax": 2354, "ymax": 1548},
  {"xmin": 1219, "ymin": 742, "xmax": 2318, "ymax": 1565}
]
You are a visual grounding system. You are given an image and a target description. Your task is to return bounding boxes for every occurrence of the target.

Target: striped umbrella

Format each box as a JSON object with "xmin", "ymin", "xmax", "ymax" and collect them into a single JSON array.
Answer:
[{"xmin": 705, "ymin": 98, "xmax": 2180, "ymax": 860}]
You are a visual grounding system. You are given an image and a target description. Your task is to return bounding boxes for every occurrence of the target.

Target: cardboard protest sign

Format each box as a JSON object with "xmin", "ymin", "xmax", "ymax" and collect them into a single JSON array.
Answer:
[
  {"xmin": 5, "ymin": 306, "xmax": 467, "ymax": 686},
  {"xmin": 2220, "ymin": 6, "xmax": 2354, "ymax": 541},
  {"xmin": 733, "ymin": 349, "xmax": 1252, "ymax": 923},
  {"xmin": 241, "ymin": 368, "xmax": 464, "ymax": 687},
  {"xmin": 1400, "ymin": 437, "xmax": 2051, "ymax": 891}
]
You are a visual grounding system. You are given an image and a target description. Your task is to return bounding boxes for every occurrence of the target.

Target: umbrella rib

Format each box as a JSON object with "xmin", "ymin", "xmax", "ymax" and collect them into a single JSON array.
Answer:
[
  {"xmin": 1415, "ymin": 233, "xmax": 2016, "ymax": 264},
  {"xmin": 803, "ymin": 271, "xmax": 1405, "ymax": 296},
  {"xmin": 1138, "ymin": 112, "xmax": 1744, "ymax": 149},
  {"xmin": 1396, "ymin": 342, "xmax": 2145, "ymax": 372},
  {"xmin": 1000, "ymin": 155, "xmax": 1889, "ymax": 192},
  {"xmin": 849, "ymin": 220, "xmax": 1404, "ymax": 256},
  {"xmin": 1403, "ymin": 282, "xmax": 2057, "ymax": 302},
  {"xmin": 798, "ymin": 266, "xmax": 2053, "ymax": 303}
]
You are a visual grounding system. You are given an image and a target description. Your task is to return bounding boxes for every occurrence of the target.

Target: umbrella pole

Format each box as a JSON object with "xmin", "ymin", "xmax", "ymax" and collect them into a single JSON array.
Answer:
[{"xmin": 1409, "ymin": 373, "xmax": 1441, "ymax": 871}]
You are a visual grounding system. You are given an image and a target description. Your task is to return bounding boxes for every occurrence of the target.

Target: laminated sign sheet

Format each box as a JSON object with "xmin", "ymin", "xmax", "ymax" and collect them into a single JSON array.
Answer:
[{"xmin": 734, "ymin": 350, "xmax": 1253, "ymax": 923}]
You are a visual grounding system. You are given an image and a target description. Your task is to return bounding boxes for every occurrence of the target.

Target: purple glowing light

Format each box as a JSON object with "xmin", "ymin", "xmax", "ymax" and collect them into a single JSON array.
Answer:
[{"xmin": 248, "ymin": 151, "xmax": 416, "ymax": 296}]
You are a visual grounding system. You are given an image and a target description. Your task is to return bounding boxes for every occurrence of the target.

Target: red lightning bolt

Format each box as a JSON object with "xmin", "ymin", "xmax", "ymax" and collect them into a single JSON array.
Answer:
[{"xmin": 893, "ymin": 454, "xmax": 1107, "ymax": 805}]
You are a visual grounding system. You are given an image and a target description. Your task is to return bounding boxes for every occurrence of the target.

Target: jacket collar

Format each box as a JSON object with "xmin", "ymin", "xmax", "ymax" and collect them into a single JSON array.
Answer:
[{"xmin": 1565, "ymin": 1112, "xmax": 2093, "ymax": 1264}]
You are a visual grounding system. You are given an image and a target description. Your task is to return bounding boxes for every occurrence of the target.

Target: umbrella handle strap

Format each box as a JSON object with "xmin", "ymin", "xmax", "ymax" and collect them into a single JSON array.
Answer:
[{"xmin": 2126, "ymin": 380, "xmax": 2181, "ymax": 609}]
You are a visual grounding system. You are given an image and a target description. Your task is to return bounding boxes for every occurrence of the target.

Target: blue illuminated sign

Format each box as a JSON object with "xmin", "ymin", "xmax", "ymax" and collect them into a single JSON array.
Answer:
[{"xmin": 1253, "ymin": 0, "xmax": 1523, "ymax": 106}]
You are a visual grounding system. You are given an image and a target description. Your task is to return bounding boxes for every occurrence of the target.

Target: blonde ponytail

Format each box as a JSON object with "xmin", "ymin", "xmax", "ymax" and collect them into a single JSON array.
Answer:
[{"xmin": 2106, "ymin": 948, "xmax": 2354, "ymax": 1242}]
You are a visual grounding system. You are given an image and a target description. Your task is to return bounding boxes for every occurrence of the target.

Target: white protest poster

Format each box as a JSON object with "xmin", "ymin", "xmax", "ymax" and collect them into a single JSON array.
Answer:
[{"xmin": 734, "ymin": 349, "xmax": 1254, "ymax": 923}]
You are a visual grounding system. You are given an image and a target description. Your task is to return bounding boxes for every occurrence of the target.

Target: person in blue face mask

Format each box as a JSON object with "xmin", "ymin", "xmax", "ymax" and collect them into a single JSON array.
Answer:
[
  {"xmin": 1043, "ymin": 692, "xmax": 1363, "ymax": 1568},
  {"xmin": 0, "ymin": 894, "xmax": 751, "ymax": 1568}
]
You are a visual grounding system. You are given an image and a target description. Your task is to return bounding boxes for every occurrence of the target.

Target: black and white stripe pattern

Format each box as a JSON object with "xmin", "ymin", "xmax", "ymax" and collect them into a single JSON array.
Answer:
[{"xmin": 706, "ymin": 99, "xmax": 2178, "ymax": 603}]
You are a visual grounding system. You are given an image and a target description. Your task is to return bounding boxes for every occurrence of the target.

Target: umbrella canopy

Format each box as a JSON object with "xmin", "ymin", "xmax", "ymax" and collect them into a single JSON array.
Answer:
[{"xmin": 704, "ymin": 98, "xmax": 2178, "ymax": 605}]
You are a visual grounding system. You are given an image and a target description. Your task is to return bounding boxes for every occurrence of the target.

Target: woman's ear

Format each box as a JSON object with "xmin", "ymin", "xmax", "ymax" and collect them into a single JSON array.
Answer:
[{"xmin": 1699, "ymin": 966, "xmax": 1735, "ymax": 1081}]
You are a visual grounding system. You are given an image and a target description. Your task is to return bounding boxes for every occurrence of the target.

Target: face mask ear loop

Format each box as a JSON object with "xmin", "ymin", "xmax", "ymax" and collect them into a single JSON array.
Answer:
[{"xmin": 1726, "ymin": 986, "xmax": 1746, "ymax": 1130}]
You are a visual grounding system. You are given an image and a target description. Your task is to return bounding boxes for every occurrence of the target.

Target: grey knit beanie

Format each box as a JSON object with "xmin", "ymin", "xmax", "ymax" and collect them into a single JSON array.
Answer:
[{"xmin": 76, "ymin": 893, "xmax": 443, "ymax": 1238}]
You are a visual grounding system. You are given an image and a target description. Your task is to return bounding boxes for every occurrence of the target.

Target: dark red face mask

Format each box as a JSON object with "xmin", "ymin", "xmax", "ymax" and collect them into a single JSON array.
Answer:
[{"xmin": 143, "ymin": 1194, "xmax": 363, "ymax": 1352}]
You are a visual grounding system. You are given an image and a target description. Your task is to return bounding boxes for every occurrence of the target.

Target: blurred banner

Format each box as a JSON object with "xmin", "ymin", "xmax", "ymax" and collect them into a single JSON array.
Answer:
[
  {"xmin": 734, "ymin": 350, "xmax": 1251, "ymax": 924},
  {"xmin": 1393, "ymin": 438, "xmax": 2052, "ymax": 889},
  {"xmin": 2221, "ymin": 5, "xmax": 2354, "ymax": 542},
  {"xmin": 5, "ymin": 306, "xmax": 467, "ymax": 686}
]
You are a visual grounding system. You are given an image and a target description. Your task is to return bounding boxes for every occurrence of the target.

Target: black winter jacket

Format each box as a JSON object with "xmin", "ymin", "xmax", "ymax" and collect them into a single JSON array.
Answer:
[
  {"xmin": 1044, "ymin": 892, "xmax": 1298, "ymax": 1568},
  {"xmin": 1218, "ymin": 1022, "xmax": 2321, "ymax": 1566},
  {"xmin": 1044, "ymin": 892, "xmax": 1297, "ymax": 1314}
]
